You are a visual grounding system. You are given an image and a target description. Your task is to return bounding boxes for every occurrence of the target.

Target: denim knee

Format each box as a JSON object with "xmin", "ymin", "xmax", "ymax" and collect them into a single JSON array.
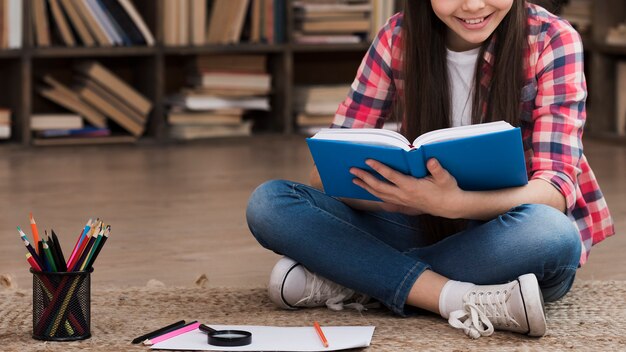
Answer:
[
  {"xmin": 246, "ymin": 179, "xmax": 293, "ymax": 249},
  {"xmin": 514, "ymin": 204, "xmax": 581, "ymax": 265}
]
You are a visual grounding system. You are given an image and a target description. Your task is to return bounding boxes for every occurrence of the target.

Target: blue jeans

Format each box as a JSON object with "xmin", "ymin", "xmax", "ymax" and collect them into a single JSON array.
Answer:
[{"xmin": 246, "ymin": 180, "xmax": 581, "ymax": 316}]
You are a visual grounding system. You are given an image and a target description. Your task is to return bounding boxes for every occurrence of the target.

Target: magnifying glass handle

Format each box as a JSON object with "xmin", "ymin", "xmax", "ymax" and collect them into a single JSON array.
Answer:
[{"xmin": 199, "ymin": 324, "xmax": 217, "ymax": 334}]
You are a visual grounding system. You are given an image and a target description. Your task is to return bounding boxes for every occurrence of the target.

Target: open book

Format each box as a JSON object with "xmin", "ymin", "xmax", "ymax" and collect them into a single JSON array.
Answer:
[{"xmin": 307, "ymin": 121, "xmax": 528, "ymax": 201}]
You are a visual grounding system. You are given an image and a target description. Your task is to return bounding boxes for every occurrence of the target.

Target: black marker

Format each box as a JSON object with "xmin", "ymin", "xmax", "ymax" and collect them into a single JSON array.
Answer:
[{"xmin": 131, "ymin": 320, "xmax": 186, "ymax": 344}]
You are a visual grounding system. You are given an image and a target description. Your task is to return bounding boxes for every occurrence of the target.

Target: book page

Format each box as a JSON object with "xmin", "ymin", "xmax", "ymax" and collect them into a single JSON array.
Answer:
[
  {"xmin": 412, "ymin": 121, "xmax": 513, "ymax": 148},
  {"xmin": 311, "ymin": 128, "xmax": 412, "ymax": 151}
]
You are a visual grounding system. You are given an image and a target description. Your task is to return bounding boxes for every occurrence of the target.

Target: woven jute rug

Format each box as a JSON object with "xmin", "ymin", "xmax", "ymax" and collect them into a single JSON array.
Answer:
[{"xmin": 0, "ymin": 280, "xmax": 625, "ymax": 352}]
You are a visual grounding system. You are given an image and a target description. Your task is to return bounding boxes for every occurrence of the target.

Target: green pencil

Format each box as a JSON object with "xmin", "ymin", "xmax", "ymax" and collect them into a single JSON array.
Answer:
[{"xmin": 42, "ymin": 240, "xmax": 58, "ymax": 272}]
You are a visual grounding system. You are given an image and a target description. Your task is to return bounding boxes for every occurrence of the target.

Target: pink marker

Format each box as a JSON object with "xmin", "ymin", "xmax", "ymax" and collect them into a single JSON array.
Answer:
[{"xmin": 144, "ymin": 321, "xmax": 200, "ymax": 346}]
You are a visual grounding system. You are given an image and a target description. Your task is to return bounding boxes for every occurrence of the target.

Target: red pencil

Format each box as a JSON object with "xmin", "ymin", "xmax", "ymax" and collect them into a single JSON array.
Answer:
[
  {"xmin": 26, "ymin": 253, "xmax": 43, "ymax": 271},
  {"xmin": 313, "ymin": 321, "xmax": 329, "ymax": 348}
]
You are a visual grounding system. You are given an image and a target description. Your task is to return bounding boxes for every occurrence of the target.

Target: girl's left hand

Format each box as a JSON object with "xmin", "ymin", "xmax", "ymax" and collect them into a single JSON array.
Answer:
[{"xmin": 350, "ymin": 158, "xmax": 465, "ymax": 218}]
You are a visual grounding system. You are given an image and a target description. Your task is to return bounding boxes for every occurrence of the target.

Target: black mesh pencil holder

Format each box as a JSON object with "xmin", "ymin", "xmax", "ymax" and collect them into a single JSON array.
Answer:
[{"xmin": 31, "ymin": 268, "xmax": 93, "ymax": 341}]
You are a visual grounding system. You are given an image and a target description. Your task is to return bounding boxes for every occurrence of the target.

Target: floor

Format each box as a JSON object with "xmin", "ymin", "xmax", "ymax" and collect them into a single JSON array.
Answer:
[{"xmin": 0, "ymin": 135, "xmax": 623, "ymax": 290}]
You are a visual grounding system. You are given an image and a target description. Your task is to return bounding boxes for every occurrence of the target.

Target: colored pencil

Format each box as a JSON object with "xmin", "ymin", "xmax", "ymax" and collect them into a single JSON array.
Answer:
[
  {"xmin": 50, "ymin": 229, "xmax": 68, "ymax": 272},
  {"xmin": 18, "ymin": 227, "xmax": 46, "ymax": 271},
  {"xmin": 37, "ymin": 241, "xmax": 47, "ymax": 271},
  {"xmin": 86, "ymin": 226, "xmax": 109, "ymax": 269},
  {"xmin": 314, "ymin": 321, "xmax": 329, "ymax": 348},
  {"xmin": 80, "ymin": 227, "xmax": 103, "ymax": 271},
  {"xmin": 66, "ymin": 219, "xmax": 92, "ymax": 271},
  {"xmin": 68, "ymin": 221, "xmax": 97, "ymax": 271},
  {"xmin": 45, "ymin": 231, "xmax": 63, "ymax": 272},
  {"xmin": 132, "ymin": 320, "xmax": 186, "ymax": 344},
  {"xmin": 26, "ymin": 253, "xmax": 43, "ymax": 272},
  {"xmin": 30, "ymin": 213, "xmax": 41, "ymax": 255},
  {"xmin": 144, "ymin": 321, "xmax": 200, "ymax": 346},
  {"xmin": 42, "ymin": 240, "xmax": 58, "ymax": 272},
  {"xmin": 72, "ymin": 231, "xmax": 97, "ymax": 272}
]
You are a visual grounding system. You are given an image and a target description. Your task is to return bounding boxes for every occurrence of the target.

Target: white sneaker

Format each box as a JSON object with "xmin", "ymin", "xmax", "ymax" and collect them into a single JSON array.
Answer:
[
  {"xmin": 448, "ymin": 274, "xmax": 546, "ymax": 339},
  {"xmin": 268, "ymin": 257, "xmax": 370, "ymax": 311}
]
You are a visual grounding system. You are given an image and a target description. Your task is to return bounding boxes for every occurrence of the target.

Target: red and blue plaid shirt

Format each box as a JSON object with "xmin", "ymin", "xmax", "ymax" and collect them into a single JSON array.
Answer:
[{"xmin": 333, "ymin": 4, "xmax": 614, "ymax": 265}]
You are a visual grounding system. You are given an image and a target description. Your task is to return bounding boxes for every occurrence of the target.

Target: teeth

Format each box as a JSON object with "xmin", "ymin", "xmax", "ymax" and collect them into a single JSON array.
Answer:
[{"xmin": 464, "ymin": 18, "xmax": 484, "ymax": 24}]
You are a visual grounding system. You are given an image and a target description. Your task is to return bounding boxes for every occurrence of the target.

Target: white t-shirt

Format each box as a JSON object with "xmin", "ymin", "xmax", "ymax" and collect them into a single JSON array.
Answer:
[{"xmin": 446, "ymin": 47, "xmax": 481, "ymax": 127}]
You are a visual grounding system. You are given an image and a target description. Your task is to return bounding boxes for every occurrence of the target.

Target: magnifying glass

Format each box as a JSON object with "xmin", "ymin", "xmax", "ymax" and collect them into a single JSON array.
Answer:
[{"xmin": 199, "ymin": 324, "xmax": 252, "ymax": 347}]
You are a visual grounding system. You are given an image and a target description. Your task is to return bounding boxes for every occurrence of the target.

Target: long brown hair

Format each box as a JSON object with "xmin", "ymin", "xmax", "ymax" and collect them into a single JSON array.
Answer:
[{"xmin": 398, "ymin": 0, "xmax": 528, "ymax": 241}]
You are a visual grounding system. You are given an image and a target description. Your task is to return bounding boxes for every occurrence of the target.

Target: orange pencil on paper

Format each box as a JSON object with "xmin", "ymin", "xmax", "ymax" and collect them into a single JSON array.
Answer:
[
  {"xmin": 30, "ymin": 213, "xmax": 41, "ymax": 255},
  {"xmin": 314, "ymin": 321, "xmax": 329, "ymax": 348}
]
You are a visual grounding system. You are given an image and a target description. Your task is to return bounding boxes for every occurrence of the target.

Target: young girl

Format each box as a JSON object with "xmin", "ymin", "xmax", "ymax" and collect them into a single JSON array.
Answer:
[{"xmin": 246, "ymin": 0, "xmax": 615, "ymax": 339}]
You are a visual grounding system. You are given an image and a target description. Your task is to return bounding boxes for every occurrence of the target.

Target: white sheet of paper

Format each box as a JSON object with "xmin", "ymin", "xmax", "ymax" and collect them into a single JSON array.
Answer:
[{"xmin": 151, "ymin": 325, "xmax": 375, "ymax": 351}]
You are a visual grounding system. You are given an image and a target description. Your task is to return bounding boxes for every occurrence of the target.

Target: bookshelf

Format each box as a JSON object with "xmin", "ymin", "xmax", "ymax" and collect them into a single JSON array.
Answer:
[
  {"xmin": 585, "ymin": 0, "xmax": 626, "ymax": 140},
  {"xmin": 0, "ymin": 0, "xmax": 395, "ymax": 146},
  {"xmin": 14, "ymin": 1, "xmax": 626, "ymax": 144}
]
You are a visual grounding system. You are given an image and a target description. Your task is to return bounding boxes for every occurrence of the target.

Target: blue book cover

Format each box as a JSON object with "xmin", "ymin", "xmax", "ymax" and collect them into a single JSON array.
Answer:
[{"xmin": 307, "ymin": 124, "xmax": 528, "ymax": 201}]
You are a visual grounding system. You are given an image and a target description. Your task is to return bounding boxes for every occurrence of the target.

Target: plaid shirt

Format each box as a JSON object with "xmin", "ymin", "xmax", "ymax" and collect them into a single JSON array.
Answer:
[{"xmin": 333, "ymin": 4, "xmax": 614, "ymax": 265}]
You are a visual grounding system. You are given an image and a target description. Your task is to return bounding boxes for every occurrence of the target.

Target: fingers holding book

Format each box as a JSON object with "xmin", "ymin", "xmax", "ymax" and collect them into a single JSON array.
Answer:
[{"xmin": 350, "ymin": 158, "xmax": 462, "ymax": 218}]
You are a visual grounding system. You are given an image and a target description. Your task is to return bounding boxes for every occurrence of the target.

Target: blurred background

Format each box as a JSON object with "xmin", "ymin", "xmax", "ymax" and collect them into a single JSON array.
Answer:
[{"xmin": 0, "ymin": 0, "xmax": 623, "ymax": 290}]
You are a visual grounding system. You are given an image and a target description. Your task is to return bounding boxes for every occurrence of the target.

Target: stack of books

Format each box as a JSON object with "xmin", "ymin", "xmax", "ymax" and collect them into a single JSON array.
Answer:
[
  {"xmin": 167, "ymin": 54, "xmax": 271, "ymax": 140},
  {"xmin": 294, "ymin": 85, "xmax": 349, "ymax": 135},
  {"xmin": 0, "ymin": 0, "xmax": 23, "ymax": 49},
  {"xmin": 559, "ymin": 0, "xmax": 592, "ymax": 34},
  {"xmin": 36, "ymin": 61, "xmax": 152, "ymax": 142},
  {"xmin": 0, "ymin": 108, "xmax": 10, "ymax": 139},
  {"xmin": 293, "ymin": 0, "xmax": 372, "ymax": 44},
  {"xmin": 162, "ymin": 0, "xmax": 285, "ymax": 46},
  {"xmin": 31, "ymin": 0, "xmax": 154, "ymax": 47}
]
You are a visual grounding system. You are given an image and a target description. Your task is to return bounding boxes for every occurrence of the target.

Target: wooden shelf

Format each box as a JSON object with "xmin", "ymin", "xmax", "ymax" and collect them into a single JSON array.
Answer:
[
  {"xmin": 290, "ymin": 43, "xmax": 371, "ymax": 52},
  {"xmin": 31, "ymin": 46, "xmax": 157, "ymax": 58},
  {"xmin": 163, "ymin": 44, "xmax": 285, "ymax": 55},
  {"xmin": 32, "ymin": 135, "xmax": 138, "ymax": 147},
  {"xmin": 0, "ymin": 50, "xmax": 23, "ymax": 58},
  {"xmin": 589, "ymin": 42, "xmax": 626, "ymax": 56}
]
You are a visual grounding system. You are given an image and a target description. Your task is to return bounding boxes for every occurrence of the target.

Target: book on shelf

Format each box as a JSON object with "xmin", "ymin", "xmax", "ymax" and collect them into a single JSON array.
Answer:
[
  {"xmin": 35, "ymin": 126, "xmax": 111, "ymax": 138},
  {"xmin": 161, "ymin": 0, "xmax": 284, "ymax": 46},
  {"xmin": 170, "ymin": 95, "xmax": 270, "ymax": 111},
  {"xmin": 170, "ymin": 120, "xmax": 253, "ymax": 140},
  {"xmin": 292, "ymin": 33, "xmax": 362, "ymax": 44},
  {"xmin": 31, "ymin": 114, "xmax": 84, "ymax": 131},
  {"xmin": 618, "ymin": 61, "xmax": 626, "ymax": 136},
  {"xmin": 0, "ymin": 108, "xmax": 10, "ymax": 139},
  {"xmin": 75, "ymin": 80, "xmax": 145, "ymax": 137},
  {"xmin": 295, "ymin": 86, "xmax": 348, "ymax": 115},
  {"xmin": 48, "ymin": 0, "xmax": 76, "ymax": 46},
  {"xmin": 307, "ymin": 121, "xmax": 528, "ymax": 201},
  {"xmin": 188, "ymin": 72, "xmax": 272, "ymax": 92},
  {"xmin": 370, "ymin": 0, "xmax": 396, "ymax": 40},
  {"xmin": 293, "ymin": 0, "xmax": 371, "ymax": 43},
  {"xmin": 33, "ymin": 0, "xmax": 154, "ymax": 47},
  {"xmin": 58, "ymin": 0, "xmax": 96, "ymax": 46},
  {"xmin": 76, "ymin": 61, "xmax": 153, "ymax": 116},
  {"xmin": 168, "ymin": 109, "xmax": 244, "ymax": 126},
  {"xmin": 39, "ymin": 75, "xmax": 108, "ymax": 128},
  {"xmin": 0, "ymin": 0, "xmax": 23, "ymax": 49},
  {"xmin": 32, "ymin": 0, "xmax": 51, "ymax": 47},
  {"xmin": 38, "ymin": 61, "xmax": 152, "ymax": 138}
]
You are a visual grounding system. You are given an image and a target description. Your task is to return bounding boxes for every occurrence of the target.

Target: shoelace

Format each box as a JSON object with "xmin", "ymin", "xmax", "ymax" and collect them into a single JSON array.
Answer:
[
  {"xmin": 295, "ymin": 272, "xmax": 375, "ymax": 312},
  {"xmin": 448, "ymin": 288, "xmax": 520, "ymax": 339}
]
